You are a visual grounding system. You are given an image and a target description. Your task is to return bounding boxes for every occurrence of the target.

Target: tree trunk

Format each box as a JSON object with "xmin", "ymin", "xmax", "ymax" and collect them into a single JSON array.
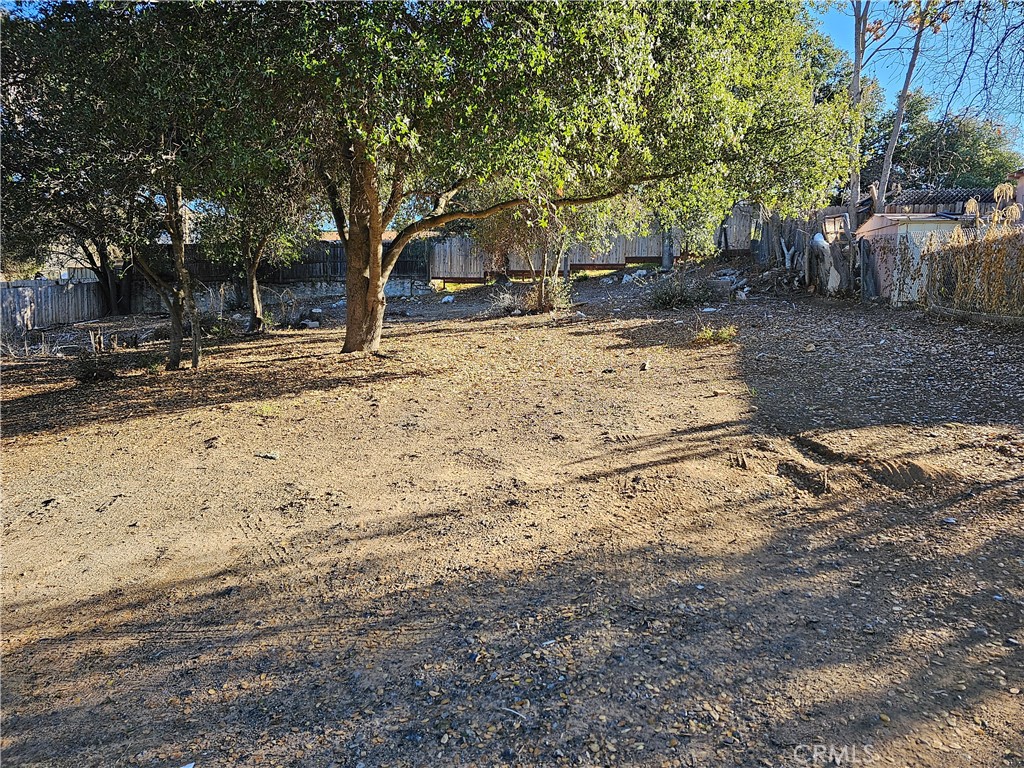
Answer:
[
  {"xmin": 164, "ymin": 182, "xmax": 201, "ymax": 369},
  {"xmin": 99, "ymin": 240, "xmax": 122, "ymax": 316},
  {"xmin": 341, "ymin": 143, "xmax": 387, "ymax": 353},
  {"xmin": 167, "ymin": 291, "xmax": 185, "ymax": 371},
  {"xmin": 83, "ymin": 237, "xmax": 126, "ymax": 316},
  {"xmin": 847, "ymin": 0, "xmax": 868, "ymax": 229},
  {"xmin": 246, "ymin": 260, "xmax": 266, "ymax": 333},
  {"xmin": 343, "ymin": 229, "xmax": 387, "ymax": 353},
  {"xmin": 539, "ymin": 248, "xmax": 549, "ymax": 310},
  {"xmin": 877, "ymin": 6, "xmax": 929, "ymax": 208}
]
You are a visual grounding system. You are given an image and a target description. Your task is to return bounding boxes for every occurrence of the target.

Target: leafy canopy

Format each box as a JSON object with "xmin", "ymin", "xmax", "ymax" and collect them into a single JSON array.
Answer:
[{"xmin": 862, "ymin": 89, "xmax": 1023, "ymax": 190}]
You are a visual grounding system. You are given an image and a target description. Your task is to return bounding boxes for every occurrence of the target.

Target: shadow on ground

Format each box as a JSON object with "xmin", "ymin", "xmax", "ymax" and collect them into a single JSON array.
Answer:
[{"xmin": 3, "ymin": 298, "xmax": 1022, "ymax": 767}]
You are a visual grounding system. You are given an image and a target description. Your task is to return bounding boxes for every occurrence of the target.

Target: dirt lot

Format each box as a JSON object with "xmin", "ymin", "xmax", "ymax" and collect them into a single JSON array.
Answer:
[{"xmin": 2, "ymin": 273, "xmax": 1023, "ymax": 768}]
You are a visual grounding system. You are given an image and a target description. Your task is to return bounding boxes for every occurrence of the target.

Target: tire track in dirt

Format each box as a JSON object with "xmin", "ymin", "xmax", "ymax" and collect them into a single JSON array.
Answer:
[{"xmin": 234, "ymin": 511, "xmax": 331, "ymax": 629}]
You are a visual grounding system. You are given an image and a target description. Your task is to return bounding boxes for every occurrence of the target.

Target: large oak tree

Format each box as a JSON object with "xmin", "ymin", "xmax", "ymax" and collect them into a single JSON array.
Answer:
[
  {"xmin": 5, "ymin": 1, "xmax": 847, "ymax": 356},
  {"xmin": 251, "ymin": 1, "xmax": 847, "ymax": 351}
]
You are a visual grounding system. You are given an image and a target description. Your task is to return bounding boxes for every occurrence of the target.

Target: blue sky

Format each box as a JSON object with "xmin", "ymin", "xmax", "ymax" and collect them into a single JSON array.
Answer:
[
  {"xmin": 812, "ymin": 4, "xmax": 1024, "ymax": 153},
  {"xmin": 813, "ymin": 6, "xmax": 916, "ymax": 106}
]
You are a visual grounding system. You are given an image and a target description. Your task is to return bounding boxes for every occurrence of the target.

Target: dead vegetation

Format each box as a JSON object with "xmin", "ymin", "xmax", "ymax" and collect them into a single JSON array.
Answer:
[{"xmin": 647, "ymin": 274, "xmax": 715, "ymax": 310}]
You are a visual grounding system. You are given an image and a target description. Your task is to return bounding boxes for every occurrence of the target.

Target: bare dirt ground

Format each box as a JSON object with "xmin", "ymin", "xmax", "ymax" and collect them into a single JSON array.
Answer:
[{"xmin": 2, "ymin": 271, "xmax": 1023, "ymax": 768}]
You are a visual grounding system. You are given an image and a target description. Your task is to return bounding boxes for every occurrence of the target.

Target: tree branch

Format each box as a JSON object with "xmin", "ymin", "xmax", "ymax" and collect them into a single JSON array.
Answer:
[
  {"xmin": 317, "ymin": 165, "xmax": 348, "ymax": 242},
  {"xmin": 383, "ymin": 187, "xmax": 632, "ymax": 277},
  {"xmin": 381, "ymin": 154, "xmax": 408, "ymax": 228},
  {"xmin": 427, "ymin": 178, "xmax": 472, "ymax": 217}
]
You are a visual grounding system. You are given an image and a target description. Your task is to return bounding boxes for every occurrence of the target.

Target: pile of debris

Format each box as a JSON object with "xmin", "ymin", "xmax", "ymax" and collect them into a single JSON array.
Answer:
[{"xmin": 707, "ymin": 268, "xmax": 750, "ymax": 301}]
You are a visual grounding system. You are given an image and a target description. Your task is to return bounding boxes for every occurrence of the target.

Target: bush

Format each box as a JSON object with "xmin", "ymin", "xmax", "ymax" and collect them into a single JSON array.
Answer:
[
  {"xmin": 648, "ymin": 275, "xmax": 715, "ymax": 310},
  {"xmin": 490, "ymin": 287, "xmax": 524, "ymax": 315},
  {"xmin": 523, "ymin": 277, "xmax": 573, "ymax": 313},
  {"xmin": 73, "ymin": 350, "xmax": 117, "ymax": 383}
]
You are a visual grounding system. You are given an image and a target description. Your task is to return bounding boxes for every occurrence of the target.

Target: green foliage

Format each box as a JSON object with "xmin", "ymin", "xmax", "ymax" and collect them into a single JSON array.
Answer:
[
  {"xmin": 861, "ymin": 90, "xmax": 1023, "ymax": 190},
  {"xmin": 797, "ymin": 28, "xmax": 854, "ymax": 105},
  {"xmin": 0, "ymin": 8, "xmax": 161, "ymax": 277},
  {"xmin": 692, "ymin": 324, "xmax": 739, "ymax": 345},
  {"xmin": 269, "ymin": 1, "xmax": 848, "ymax": 238}
]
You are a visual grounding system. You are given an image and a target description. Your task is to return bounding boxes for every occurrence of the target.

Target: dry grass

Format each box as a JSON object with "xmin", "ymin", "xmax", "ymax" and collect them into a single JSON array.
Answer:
[{"xmin": 925, "ymin": 219, "xmax": 1024, "ymax": 318}]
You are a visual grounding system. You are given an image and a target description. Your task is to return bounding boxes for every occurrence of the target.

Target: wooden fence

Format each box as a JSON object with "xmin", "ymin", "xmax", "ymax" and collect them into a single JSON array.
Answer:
[
  {"xmin": 1, "ymin": 278, "xmax": 106, "ymax": 333},
  {"xmin": 429, "ymin": 230, "xmax": 671, "ymax": 281},
  {"xmin": 142, "ymin": 242, "xmax": 348, "ymax": 285}
]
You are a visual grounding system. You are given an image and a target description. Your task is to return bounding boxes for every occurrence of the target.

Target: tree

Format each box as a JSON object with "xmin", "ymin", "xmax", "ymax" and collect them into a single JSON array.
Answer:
[
  {"xmin": 862, "ymin": 89, "xmax": 1023, "ymax": 190},
  {"xmin": 874, "ymin": 0, "xmax": 958, "ymax": 208},
  {"xmin": 201, "ymin": 179, "xmax": 320, "ymax": 333},
  {"xmin": 7, "ymin": 1, "xmax": 847, "ymax": 356},
  {"xmin": 1, "ymin": 8, "xmax": 159, "ymax": 310},
  {"xmin": 841, "ymin": 0, "xmax": 1023, "ymax": 211},
  {"xmin": 4, "ymin": 2, "xmax": 303, "ymax": 368},
  {"xmin": 470, "ymin": 194, "xmax": 652, "ymax": 311},
  {"xmin": 251, "ymin": 0, "xmax": 846, "ymax": 352},
  {"xmin": 2, "ymin": 3, "xmax": 210, "ymax": 367}
]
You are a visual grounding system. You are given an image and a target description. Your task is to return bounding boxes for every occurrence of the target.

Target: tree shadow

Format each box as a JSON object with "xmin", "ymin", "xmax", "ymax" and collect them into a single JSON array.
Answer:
[
  {"xmin": 3, "ymin": 432, "xmax": 1022, "ymax": 767},
  {"xmin": 0, "ymin": 330, "xmax": 441, "ymax": 439},
  {"xmin": 4, "ymin": 297, "xmax": 1023, "ymax": 766}
]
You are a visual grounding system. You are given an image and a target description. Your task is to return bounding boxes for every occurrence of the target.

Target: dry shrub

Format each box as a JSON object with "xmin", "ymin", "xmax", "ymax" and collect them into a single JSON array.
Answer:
[
  {"xmin": 648, "ymin": 275, "xmax": 714, "ymax": 310},
  {"xmin": 489, "ymin": 287, "xmax": 524, "ymax": 315},
  {"xmin": 72, "ymin": 350, "xmax": 117, "ymax": 384},
  {"xmin": 925, "ymin": 218, "xmax": 1024, "ymax": 318}
]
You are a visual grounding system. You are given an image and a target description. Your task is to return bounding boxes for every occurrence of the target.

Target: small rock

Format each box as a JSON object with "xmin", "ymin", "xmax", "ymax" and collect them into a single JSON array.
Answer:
[
  {"xmin": 640, "ymin": 359, "xmax": 650, "ymax": 371},
  {"xmin": 441, "ymin": 295, "xmax": 455, "ymax": 304},
  {"xmin": 256, "ymin": 452, "xmax": 279, "ymax": 461},
  {"xmin": 634, "ymin": 269, "xmax": 648, "ymax": 278},
  {"xmin": 879, "ymin": 713, "xmax": 891, "ymax": 723},
  {"xmin": 300, "ymin": 320, "xmax": 320, "ymax": 329},
  {"xmin": 621, "ymin": 274, "xmax": 634, "ymax": 284},
  {"xmin": 600, "ymin": 277, "xmax": 615, "ymax": 285},
  {"xmin": 943, "ymin": 517, "xmax": 958, "ymax": 525},
  {"xmin": 970, "ymin": 626, "xmax": 989, "ymax": 638},
  {"xmin": 803, "ymin": 344, "xmax": 816, "ymax": 352}
]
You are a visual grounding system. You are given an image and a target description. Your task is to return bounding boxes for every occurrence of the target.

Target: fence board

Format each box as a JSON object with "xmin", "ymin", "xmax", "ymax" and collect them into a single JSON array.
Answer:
[
  {"xmin": 1, "ymin": 279, "xmax": 106, "ymax": 332},
  {"xmin": 430, "ymin": 231, "xmax": 665, "ymax": 281}
]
